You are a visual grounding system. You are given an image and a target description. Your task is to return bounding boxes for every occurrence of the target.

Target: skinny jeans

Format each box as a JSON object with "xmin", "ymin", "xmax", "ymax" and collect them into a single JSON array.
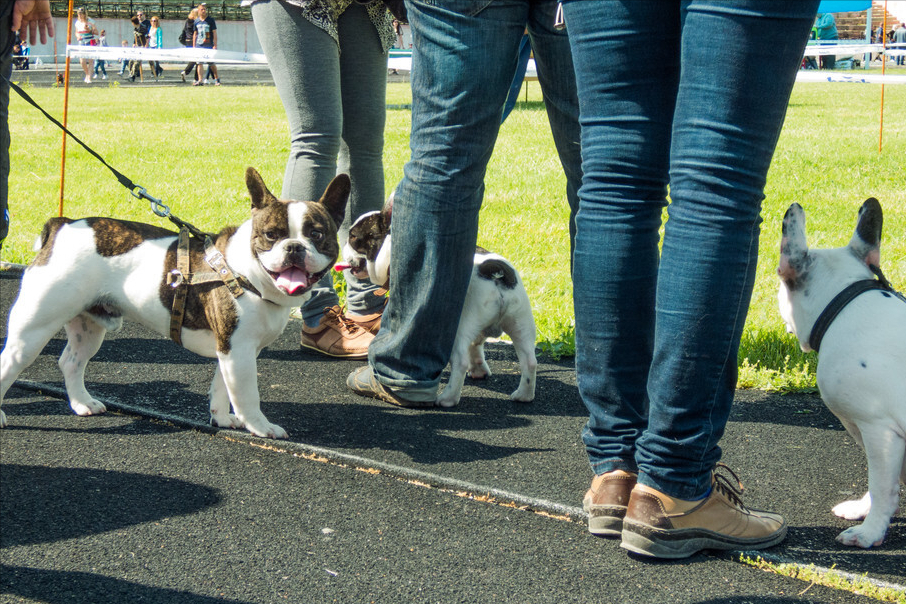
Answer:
[
  {"xmin": 561, "ymin": 0, "xmax": 818, "ymax": 499},
  {"xmin": 251, "ymin": 0, "xmax": 388, "ymax": 320}
]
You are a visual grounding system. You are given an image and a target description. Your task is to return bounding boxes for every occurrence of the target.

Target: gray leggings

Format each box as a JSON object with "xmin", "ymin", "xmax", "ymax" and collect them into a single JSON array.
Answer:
[{"xmin": 251, "ymin": 0, "xmax": 388, "ymax": 323}]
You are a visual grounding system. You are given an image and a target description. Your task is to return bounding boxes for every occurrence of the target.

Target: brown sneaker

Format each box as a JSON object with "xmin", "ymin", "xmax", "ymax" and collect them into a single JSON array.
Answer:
[
  {"xmin": 620, "ymin": 464, "xmax": 786, "ymax": 559},
  {"xmin": 583, "ymin": 470, "xmax": 637, "ymax": 537},
  {"xmin": 347, "ymin": 311, "xmax": 382, "ymax": 336},
  {"xmin": 347, "ymin": 288, "xmax": 388, "ymax": 336},
  {"xmin": 300, "ymin": 306, "xmax": 374, "ymax": 359}
]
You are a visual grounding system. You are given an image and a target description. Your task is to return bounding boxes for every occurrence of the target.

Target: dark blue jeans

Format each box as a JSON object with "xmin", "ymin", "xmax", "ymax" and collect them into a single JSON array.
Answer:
[
  {"xmin": 562, "ymin": 0, "xmax": 818, "ymax": 499},
  {"xmin": 368, "ymin": 0, "xmax": 581, "ymax": 391}
]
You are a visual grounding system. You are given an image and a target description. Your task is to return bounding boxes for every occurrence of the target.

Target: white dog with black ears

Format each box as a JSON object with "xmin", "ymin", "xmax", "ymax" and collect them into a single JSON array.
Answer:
[
  {"xmin": 777, "ymin": 197, "xmax": 906, "ymax": 548},
  {"xmin": 1, "ymin": 168, "xmax": 349, "ymax": 439},
  {"xmin": 340, "ymin": 192, "xmax": 537, "ymax": 408}
]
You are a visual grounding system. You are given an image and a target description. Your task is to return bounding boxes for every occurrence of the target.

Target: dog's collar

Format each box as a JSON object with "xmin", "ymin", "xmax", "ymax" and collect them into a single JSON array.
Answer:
[{"xmin": 808, "ymin": 265, "xmax": 904, "ymax": 352}]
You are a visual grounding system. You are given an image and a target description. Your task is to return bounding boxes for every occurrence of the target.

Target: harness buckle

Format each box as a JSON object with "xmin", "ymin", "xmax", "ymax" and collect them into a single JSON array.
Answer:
[{"xmin": 167, "ymin": 269, "xmax": 184, "ymax": 288}]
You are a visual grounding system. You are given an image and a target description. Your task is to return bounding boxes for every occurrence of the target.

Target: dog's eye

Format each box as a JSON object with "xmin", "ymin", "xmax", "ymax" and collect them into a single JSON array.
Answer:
[
  {"xmin": 263, "ymin": 230, "xmax": 279, "ymax": 242},
  {"xmin": 310, "ymin": 229, "xmax": 324, "ymax": 241}
]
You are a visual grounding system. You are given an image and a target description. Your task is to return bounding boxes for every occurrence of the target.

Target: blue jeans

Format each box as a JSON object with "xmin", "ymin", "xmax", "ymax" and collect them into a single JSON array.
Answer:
[
  {"xmin": 562, "ymin": 0, "xmax": 818, "ymax": 499},
  {"xmin": 251, "ymin": 0, "xmax": 388, "ymax": 320},
  {"xmin": 369, "ymin": 0, "xmax": 581, "ymax": 390}
]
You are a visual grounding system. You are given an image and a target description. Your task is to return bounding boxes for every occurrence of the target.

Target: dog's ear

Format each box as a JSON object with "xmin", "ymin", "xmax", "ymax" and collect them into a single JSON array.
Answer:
[
  {"xmin": 777, "ymin": 203, "xmax": 810, "ymax": 285},
  {"xmin": 246, "ymin": 167, "xmax": 278, "ymax": 210},
  {"xmin": 848, "ymin": 197, "xmax": 882, "ymax": 268},
  {"xmin": 318, "ymin": 174, "xmax": 350, "ymax": 228},
  {"xmin": 382, "ymin": 190, "xmax": 395, "ymax": 230}
]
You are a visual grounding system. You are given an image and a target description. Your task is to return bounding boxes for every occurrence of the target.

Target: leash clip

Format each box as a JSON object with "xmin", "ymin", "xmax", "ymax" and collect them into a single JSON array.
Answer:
[{"xmin": 133, "ymin": 186, "xmax": 170, "ymax": 218}]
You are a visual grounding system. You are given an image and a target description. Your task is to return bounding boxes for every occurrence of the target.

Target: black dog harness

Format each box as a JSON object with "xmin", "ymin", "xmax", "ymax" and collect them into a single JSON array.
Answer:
[{"xmin": 808, "ymin": 265, "xmax": 906, "ymax": 352}]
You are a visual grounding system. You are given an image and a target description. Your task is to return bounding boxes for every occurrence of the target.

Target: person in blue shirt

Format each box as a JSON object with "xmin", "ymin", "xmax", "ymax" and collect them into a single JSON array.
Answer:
[{"xmin": 815, "ymin": 13, "xmax": 838, "ymax": 69}]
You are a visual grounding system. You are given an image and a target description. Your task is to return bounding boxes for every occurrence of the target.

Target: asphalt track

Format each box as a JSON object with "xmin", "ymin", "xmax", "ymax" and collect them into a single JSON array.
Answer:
[{"xmin": 1, "ymin": 266, "xmax": 903, "ymax": 603}]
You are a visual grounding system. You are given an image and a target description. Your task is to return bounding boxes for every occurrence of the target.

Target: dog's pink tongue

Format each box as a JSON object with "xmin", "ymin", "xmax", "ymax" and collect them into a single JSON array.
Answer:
[
  {"xmin": 334, "ymin": 263, "xmax": 351, "ymax": 272},
  {"xmin": 276, "ymin": 267, "xmax": 310, "ymax": 295}
]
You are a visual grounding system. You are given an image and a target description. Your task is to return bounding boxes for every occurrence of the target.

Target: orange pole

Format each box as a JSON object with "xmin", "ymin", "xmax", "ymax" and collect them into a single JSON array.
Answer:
[
  {"xmin": 879, "ymin": 1, "xmax": 887, "ymax": 153},
  {"xmin": 58, "ymin": 0, "xmax": 74, "ymax": 217}
]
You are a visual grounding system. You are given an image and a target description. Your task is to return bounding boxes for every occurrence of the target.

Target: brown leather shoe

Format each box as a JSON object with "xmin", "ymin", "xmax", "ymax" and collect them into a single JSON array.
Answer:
[
  {"xmin": 583, "ymin": 470, "xmax": 637, "ymax": 537},
  {"xmin": 620, "ymin": 464, "xmax": 786, "ymax": 559},
  {"xmin": 300, "ymin": 306, "xmax": 374, "ymax": 359},
  {"xmin": 347, "ymin": 311, "xmax": 382, "ymax": 336},
  {"xmin": 347, "ymin": 289, "xmax": 387, "ymax": 336}
]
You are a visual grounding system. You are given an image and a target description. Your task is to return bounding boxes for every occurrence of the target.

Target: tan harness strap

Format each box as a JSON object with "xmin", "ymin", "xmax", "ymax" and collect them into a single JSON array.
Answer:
[
  {"xmin": 167, "ymin": 229, "xmax": 262, "ymax": 346},
  {"xmin": 169, "ymin": 227, "xmax": 191, "ymax": 345}
]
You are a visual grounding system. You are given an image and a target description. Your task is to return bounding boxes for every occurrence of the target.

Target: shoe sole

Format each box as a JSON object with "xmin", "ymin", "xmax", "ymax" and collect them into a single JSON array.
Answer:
[
  {"xmin": 588, "ymin": 514, "xmax": 622, "ymax": 538},
  {"xmin": 620, "ymin": 521, "xmax": 787, "ymax": 559},
  {"xmin": 299, "ymin": 342, "xmax": 368, "ymax": 360}
]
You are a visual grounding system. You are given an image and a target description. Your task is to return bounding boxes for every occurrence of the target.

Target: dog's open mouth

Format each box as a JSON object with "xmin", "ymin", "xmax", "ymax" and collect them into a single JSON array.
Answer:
[
  {"xmin": 270, "ymin": 266, "xmax": 315, "ymax": 296},
  {"xmin": 334, "ymin": 260, "xmax": 369, "ymax": 280}
]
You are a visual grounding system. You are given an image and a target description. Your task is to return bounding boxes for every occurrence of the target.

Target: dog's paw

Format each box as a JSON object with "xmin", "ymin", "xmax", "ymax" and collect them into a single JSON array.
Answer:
[
  {"xmin": 467, "ymin": 364, "xmax": 491, "ymax": 380},
  {"xmin": 245, "ymin": 419, "xmax": 288, "ymax": 440},
  {"xmin": 436, "ymin": 392, "xmax": 460, "ymax": 408},
  {"xmin": 833, "ymin": 493, "xmax": 871, "ymax": 520},
  {"xmin": 210, "ymin": 412, "xmax": 244, "ymax": 430},
  {"xmin": 0, "ymin": 409, "xmax": 7, "ymax": 428},
  {"xmin": 509, "ymin": 388, "xmax": 534, "ymax": 403},
  {"xmin": 836, "ymin": 525, "xmax": 885, "ymax": 548},
  {"xmin": 70, "ymin": 398, "xmax": 107, "ymax": 416}
]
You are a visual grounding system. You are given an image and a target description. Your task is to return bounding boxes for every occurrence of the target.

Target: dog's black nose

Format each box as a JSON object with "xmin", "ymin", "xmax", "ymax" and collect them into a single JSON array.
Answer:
[{"xmin": 284, "ymin": 241, "xmax": 304, "ymax": 255}]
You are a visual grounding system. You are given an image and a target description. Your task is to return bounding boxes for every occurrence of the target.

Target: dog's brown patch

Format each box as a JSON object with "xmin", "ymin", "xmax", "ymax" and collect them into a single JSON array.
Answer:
[
  {"xmin": 158, "ymin": 227, "xmax": 240, "ymax": 354},
  {"xmin": 86, "ymin": 217, "xmax": 174, "ymax": 257},
  {"xmin": 31, "ymin": 217, "xmax": 75, "ymax": 266}
]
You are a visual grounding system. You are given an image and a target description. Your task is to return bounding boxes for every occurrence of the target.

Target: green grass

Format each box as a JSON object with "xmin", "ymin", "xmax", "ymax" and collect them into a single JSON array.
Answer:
[{"xmin": 4, "ymin": 74, "xmax": 905, "ymax": 391}]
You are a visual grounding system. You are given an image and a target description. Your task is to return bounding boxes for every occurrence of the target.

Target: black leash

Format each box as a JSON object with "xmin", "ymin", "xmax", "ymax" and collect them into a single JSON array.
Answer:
[{"xmin": 6, "ymin": 76, "xmax": 212, "ymax": 240}]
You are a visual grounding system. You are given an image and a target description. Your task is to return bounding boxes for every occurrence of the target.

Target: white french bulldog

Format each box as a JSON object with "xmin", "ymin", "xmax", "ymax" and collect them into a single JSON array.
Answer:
[
  {"xmin": 0, "ymin": 168, "xmax": 349, "ymax": 439},
  {"xmin": 777, "ymin": 198, "xmax": 906, "ymax": 548},
  {"xmin": 339, "ymin": 194, "xmax": 537, "ymax": 408}
]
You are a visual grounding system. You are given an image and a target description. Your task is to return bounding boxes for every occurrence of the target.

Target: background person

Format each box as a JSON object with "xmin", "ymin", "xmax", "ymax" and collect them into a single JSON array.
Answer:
[
  {"xmin": 74, "ymin": 6, "xmax": 98, "ymax": 84},
  {"xmin": 148, "ymin": 16, "xmax": 163, "ymax": 77},
  {"xmin": 180, "ymin": 8, "xmax": 199, "ymax": 83},
  {"xmin": 560, "ymin": 0, "xmax": 819, "ymax": 559},
  {"xmin": 815, "ymin": 12, "xmax": 837, "ymax": 69},
  {"xmin": 93, "ymin": 28, "xmax": 108, "ymax": 79},
  {"xmin": 193, "ymin": 3, "xmax": 219, "ymax": 86},
  {"xmin": 247, "ymin": 0, "xmax": 398, "ymax": 358},
  {"xmin": 344, "ymin": 0, "xmax": 581, "ymax": 399},
  {"xmin": 894, "ymin": 22, "xmax": 906, "ymax": 66},
  {"xmin": 128, "ymin": 15, "xmax": 147, "ymax": 82}
]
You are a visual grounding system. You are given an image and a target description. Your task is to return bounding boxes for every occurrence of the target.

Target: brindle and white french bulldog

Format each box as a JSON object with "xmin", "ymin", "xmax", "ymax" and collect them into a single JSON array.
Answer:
[{"xmin": 0, "ymin": 168, "xmax": 348, "ymax": 439}]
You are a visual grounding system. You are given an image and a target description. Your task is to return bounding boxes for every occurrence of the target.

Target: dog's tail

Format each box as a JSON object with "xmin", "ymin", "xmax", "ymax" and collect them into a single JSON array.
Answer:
[{"xmin": 477, "ymin": 257, "xmax": 518, "ymax": 290}]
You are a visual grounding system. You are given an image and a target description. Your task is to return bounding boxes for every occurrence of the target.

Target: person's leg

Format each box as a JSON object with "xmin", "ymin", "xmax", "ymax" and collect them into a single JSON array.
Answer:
[
  {"xmin": 638, "ymin": 0, "xmax": 818, "ymax": 498},
  {"xmin": 251, "ymin": 0, "xmax": 343, "ymax": 322},
  {"xmin": 563, "ymin": 0, "xmax": 678, "ymax": 479},
  {"xmin": 365, "ymin": 0, "xmax": 529, "ymax": 393},
  {"xmin": 337, "ymin": 1, "xmax": 388, "ymax": 318},
  {"xmin": 526, "ymin": 0, "xmax": 582, "ymax": 260},
  {"xmin": 0, "ymin": 3, "xmax": 12, "ymax": 250}
]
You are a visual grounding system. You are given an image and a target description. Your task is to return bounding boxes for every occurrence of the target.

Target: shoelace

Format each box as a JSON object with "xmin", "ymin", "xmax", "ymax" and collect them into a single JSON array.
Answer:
[
  {"xmin": 712, "ymin": 463, "xmax": 748, "ymax": 510},
  {"xmin": 323, "ymin": 306, "xmax": 363, "ymax": 334}
]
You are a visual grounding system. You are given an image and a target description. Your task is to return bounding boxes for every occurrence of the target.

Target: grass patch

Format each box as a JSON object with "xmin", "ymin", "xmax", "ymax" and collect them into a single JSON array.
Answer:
[
  {"xmin": 5, "ymin": 74, "xmax": 905, "ymax": 389},
  {"xmin": 740, "ymin": 554, "xmax": 906, "ymax": 602}
]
